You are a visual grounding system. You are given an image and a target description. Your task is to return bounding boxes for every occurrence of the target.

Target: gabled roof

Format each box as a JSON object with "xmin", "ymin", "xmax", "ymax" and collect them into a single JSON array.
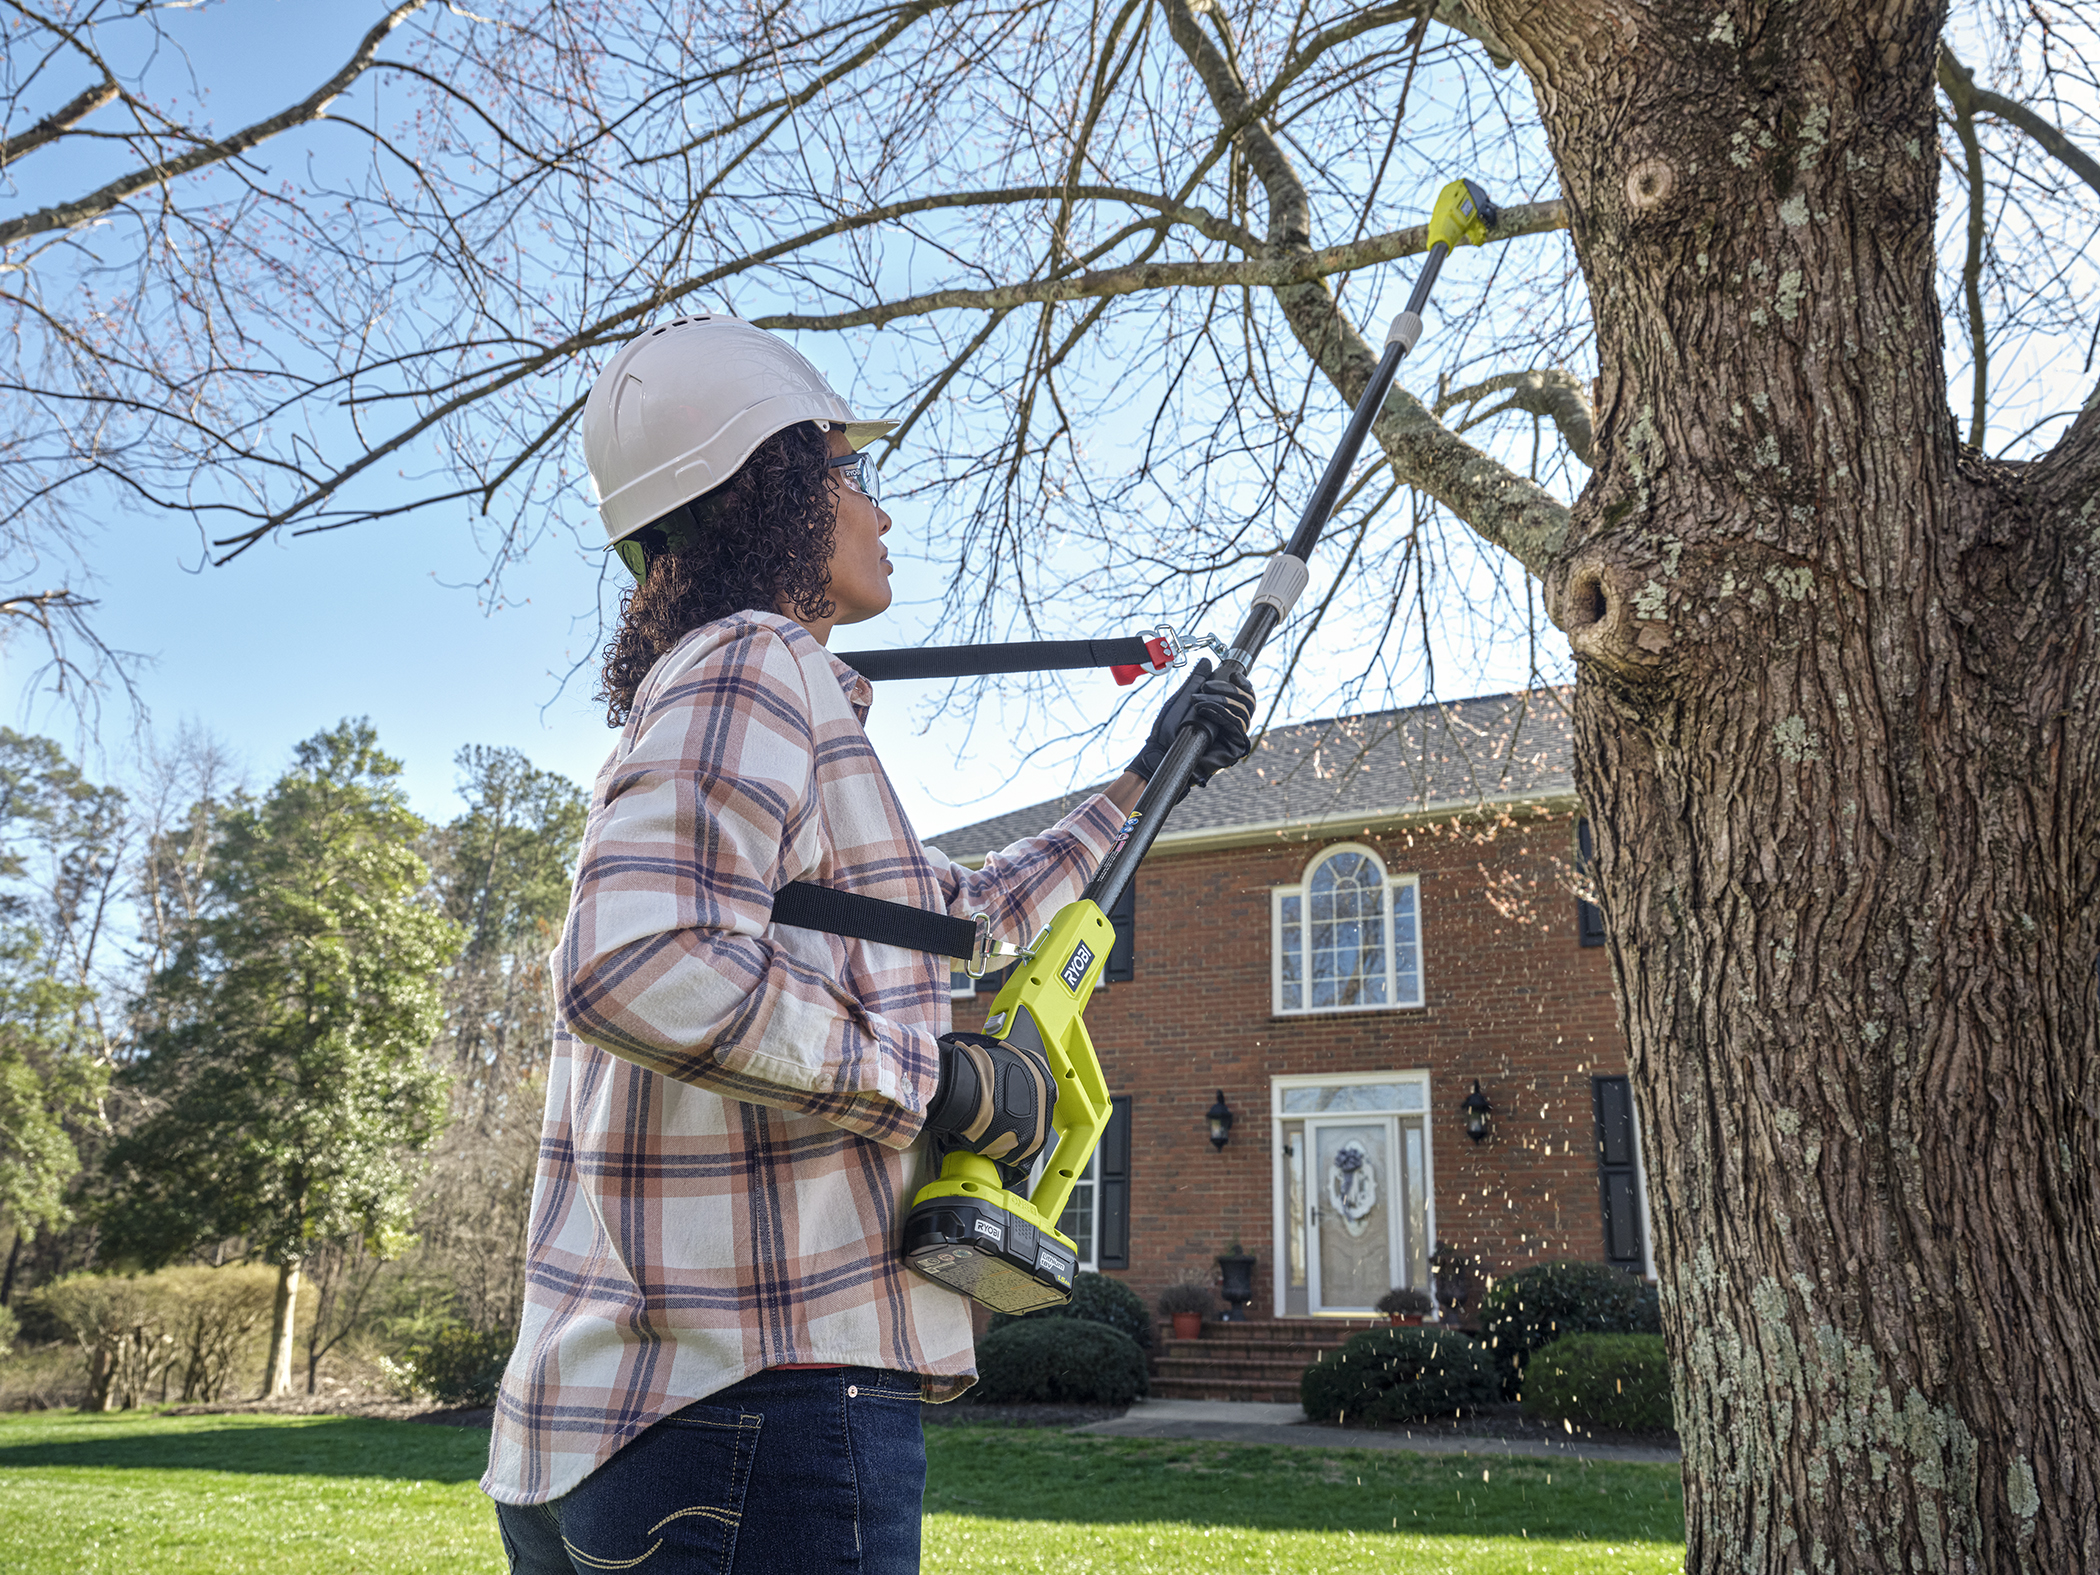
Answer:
[{"xmin": 926, "ymin": 687, "xmax": 1578, "ymax": 863}]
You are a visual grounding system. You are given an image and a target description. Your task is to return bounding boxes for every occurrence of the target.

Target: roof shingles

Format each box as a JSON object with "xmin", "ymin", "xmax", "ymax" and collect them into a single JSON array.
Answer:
[{"xmin": 926, "ymin": 687, "xmax": 1578, "ymax": 861}]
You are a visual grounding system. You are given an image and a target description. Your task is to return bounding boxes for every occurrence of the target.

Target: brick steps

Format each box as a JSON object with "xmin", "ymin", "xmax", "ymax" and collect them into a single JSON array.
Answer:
[{"xmin": 1147, "ymin": 1319, "xmax": 1394, "ymax": 1404}]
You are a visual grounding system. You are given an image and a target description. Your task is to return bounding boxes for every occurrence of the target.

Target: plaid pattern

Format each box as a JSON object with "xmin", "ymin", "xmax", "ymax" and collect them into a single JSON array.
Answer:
[{"xmin": 484, "ymin": 612, "xmax": 1121, "ymax": 1505}]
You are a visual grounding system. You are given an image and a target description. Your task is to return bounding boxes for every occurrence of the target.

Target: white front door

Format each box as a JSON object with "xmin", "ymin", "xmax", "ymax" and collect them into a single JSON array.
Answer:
[{"xmin": 1305, "ymin": 1115, "xmax": 1404, "ymax": 1314}]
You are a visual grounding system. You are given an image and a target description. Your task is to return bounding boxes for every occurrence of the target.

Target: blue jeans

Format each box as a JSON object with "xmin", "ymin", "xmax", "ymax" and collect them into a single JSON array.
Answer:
[{"xmin": 493, "ymin": 1366, "xmax": 926, "ymax": 1574}]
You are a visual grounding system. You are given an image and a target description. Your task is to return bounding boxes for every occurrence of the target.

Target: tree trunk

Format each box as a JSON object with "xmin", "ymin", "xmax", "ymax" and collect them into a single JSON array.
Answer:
[
  {"xmin": 262, "ymin": 1258, "xmax": 301, "ymax": 1398},
  {"xmin": 1472, "ymin": 0, "xmax": 2100, "ymax": 1568},
  {"xmin": 1, "ymin": 1230, "xmax": 20, "ymax": 1307}
]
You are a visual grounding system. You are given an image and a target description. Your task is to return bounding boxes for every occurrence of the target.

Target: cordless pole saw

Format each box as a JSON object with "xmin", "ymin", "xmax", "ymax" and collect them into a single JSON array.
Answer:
[{"xmin": 900, "ymin": 180, "xmax": 1500, "ymax": 1313}]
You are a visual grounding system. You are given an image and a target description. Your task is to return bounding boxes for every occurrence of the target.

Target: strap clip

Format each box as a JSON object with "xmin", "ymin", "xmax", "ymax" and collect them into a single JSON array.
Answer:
[
  {"xmin": 1109, "ymin": 624, "xmax": 1230, "ymax": 686},
  {"xmin": 966, "ymin": 913, "xmax": 1028, "ymax": 979}
]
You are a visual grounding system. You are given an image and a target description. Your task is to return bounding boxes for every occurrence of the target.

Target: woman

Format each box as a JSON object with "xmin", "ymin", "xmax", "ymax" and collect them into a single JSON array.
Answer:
[{"xmin": 483, "ymin": 315, "xmax": 1252, "ymax": 1573}]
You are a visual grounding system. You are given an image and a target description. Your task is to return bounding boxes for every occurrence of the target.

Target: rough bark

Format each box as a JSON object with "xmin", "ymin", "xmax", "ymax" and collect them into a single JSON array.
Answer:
[{"xmin": 1466, "ymin": 0, "xmax": 2100, "ymax": 1568}]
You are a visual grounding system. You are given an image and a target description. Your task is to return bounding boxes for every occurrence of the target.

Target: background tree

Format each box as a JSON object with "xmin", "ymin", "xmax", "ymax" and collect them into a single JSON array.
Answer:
[
  {"xmin": 408, "ymin": 744, "xmax": 584, "ymax": 1337},
  {"xmin": 0, "ymin": 729, "xmax": 121, "ymax": 1304},
  {"xmin": 99, "ymin": 720, "xmax": 458, "ymax": 1396}
]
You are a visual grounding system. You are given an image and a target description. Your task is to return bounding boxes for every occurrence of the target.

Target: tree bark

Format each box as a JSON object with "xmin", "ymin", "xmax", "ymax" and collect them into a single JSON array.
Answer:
[
  {"xmin": 1470, "ymin": 0, "xmax": 2100, "ymax": 1568},
  {"xmin": 263, "ymin": 1258, "xmax": 301, "ymax": 1399}
]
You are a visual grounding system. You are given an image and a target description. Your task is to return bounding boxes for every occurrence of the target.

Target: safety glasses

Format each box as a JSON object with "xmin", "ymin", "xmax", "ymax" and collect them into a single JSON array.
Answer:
[{"xmin": 827, "ymin": 451, "xmax": 881, "ymax": 506}]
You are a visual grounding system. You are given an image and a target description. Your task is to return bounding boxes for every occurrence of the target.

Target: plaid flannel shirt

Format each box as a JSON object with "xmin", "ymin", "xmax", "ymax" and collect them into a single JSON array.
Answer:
[{"xmin": 483, "ymin": 611, "xmax": 1122, "ymax": 1505}]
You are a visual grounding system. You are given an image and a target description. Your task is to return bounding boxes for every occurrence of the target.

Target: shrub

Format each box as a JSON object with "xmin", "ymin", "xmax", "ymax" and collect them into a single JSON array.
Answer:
[
  {"xmin": 0, "ymin": 1303, "xmax": 17, "ymax": 1359},
  {"xmin": 1521, "ymin": 1333, "xmax": 1675, "ymax": 1434},
  {"xmin": 972, "ymin": 1317, "xmax": 1148, "ymax": 1406},
  {"xmin": 1479, "ymin": 1260, "xmax": 1655, "ymax": 1398},
  {"xmin": 402, "ymin": 1321, "xmax": 515, "ymax": 1405},
  {"xmin": 1299, "ymin": 1327, "xmax": 1498, "ymax": 1425},
  {"xmin": 1375, "ymin": 1286, "xmax": 1434, "ymax": 1317},
  {"xmin": 1156, "ymin": 1279, "xmax": 1214, "ymax": 1318},
  {"xmin": 989, "ymin": 1271, "xmax": 1152, "ymax": 1349}
]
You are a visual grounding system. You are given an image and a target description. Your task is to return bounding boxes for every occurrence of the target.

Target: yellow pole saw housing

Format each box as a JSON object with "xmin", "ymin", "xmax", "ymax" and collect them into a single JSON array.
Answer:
[{"xmin": 901, "ymin": 899, "xmax": 1115, "ymax": 1313}]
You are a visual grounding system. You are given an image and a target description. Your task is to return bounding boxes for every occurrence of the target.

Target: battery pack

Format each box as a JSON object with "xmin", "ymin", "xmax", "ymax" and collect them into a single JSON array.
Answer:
[{"xmin": 902, "ymin": 1193, "xmax": 1076, "ymax": 1315}]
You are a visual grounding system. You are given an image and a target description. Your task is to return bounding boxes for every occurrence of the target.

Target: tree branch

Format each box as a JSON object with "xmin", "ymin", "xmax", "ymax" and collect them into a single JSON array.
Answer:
[
  {"xmin": 1162, "ymin": 0, "xmax": 1571, "ymax": 577},
  {"xmin": 0, "ymin": 0, "xmax": 431, "ymax": 249},
  {"xmin": 1938, "ymin": 44, "xmax": 2100, "ymax": 204},
  {"xmin": 750, "ymin": 201, "xmax": 1564, "ymax": 331},
  {"xmin": 0, "ymin": 74, "xmax": 119, "ymax": 169},
  {"xmin": 1942, "ymin": 98, "xmax": 1990, "ymax": 448},
  {"xmin": 1437, "ymin": 368, "xmax": 1596, "ymax": 468}
]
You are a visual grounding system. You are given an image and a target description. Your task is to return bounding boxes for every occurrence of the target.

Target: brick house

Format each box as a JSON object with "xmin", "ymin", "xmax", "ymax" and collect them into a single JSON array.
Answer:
[{"xmin": 930, "ymin": 688, "xmax": 1655, "ymax": 1344}]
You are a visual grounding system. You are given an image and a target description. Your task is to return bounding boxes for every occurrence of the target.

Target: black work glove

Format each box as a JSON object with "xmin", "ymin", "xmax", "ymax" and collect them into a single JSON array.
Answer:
[
  {"xmin": 1126, "ymin": 658, "xmax": 1256, "ymax": 795},
  {"xmin": 923, "ymin": 1031, "xmax": 1057, "ymax": 1167}
]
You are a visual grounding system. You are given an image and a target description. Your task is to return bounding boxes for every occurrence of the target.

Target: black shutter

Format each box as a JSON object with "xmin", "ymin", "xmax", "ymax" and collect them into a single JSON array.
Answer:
[
  {"xmin": 1592, "ymin": 1075, "xmax": 1646, "ymax": 1270},
  {"xmin": 1104, "ymin": 879, "xmax": 1136, "ymax": 984},
  {"xmin": 1576, "ymin": 819, "xmax": 1607, "ymax": 948},
  {"xmin": 1096, "ymin": 1095, "xmax": 1132, "ymax": 1270}
]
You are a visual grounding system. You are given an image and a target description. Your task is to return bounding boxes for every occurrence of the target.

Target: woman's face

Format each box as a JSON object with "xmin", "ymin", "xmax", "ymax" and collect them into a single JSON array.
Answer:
[{"xmin": 822, "ymin": 428, "xmax": 893, "ymax": 629}]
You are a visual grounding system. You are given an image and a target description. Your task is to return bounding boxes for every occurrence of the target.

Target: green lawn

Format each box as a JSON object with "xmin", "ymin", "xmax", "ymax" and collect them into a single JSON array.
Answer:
[{"xmin": 0, "ymin": 1410, "xmax": 1683, "ymax": 1573}]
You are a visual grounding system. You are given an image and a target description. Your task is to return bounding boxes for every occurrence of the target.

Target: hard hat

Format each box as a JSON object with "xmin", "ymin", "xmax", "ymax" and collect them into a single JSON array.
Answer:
[{"xmin": 580, "ymin": 314, "xmax": 896, "ymax": 546}]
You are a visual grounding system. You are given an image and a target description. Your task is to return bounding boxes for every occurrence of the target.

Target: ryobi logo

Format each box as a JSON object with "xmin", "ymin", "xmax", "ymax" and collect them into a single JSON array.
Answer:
[{"xmin": 1059, "ymin": 941, "xmax": 1095, "ymax": 994}]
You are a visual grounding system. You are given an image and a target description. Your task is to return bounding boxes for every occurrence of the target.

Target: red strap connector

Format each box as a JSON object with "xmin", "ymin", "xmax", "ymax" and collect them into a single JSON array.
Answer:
[{"xmin": 1111, "ymin": 635, "xmax": 1176, "ymax": 686}]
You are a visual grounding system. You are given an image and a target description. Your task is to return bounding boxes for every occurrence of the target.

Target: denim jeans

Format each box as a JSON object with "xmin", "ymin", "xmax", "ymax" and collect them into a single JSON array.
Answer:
[{"xmin": 493, "ymin": 1365, "xmax": 926, "ymax": 1574}]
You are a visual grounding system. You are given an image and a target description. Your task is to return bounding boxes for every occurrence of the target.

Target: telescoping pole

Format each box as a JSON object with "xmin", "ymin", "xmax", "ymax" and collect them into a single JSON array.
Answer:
[{"xmin": 1080, "ymin": 178, "xmax": 1498, "ymax": 915}]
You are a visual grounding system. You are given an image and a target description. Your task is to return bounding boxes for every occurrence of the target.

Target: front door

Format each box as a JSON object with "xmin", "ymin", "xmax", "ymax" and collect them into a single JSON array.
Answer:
[{"xmin": 1306, "ymin": 1116, "xmax": 1403, "ymax": 1314}]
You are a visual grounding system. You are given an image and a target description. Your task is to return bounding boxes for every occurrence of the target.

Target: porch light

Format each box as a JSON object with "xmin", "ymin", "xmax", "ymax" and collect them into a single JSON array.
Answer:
[
  {"xmin": 1206, "ymin": 1090, "xmax": 1235, "ymax": 1150},
  {"xmin": 1461, "ymin": 1080, "xmax": 1494, "ymax": 1143}
]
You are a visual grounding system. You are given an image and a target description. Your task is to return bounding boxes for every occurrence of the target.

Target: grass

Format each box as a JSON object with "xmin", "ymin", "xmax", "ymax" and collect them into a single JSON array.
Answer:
[
  {"xmin": 0, "ymin": 1409, "xmax": 1684, "ymax": 1574},
  {"xmin": 922, "ymin": 1426, "xmax": 1684, "ymax": 1573}
]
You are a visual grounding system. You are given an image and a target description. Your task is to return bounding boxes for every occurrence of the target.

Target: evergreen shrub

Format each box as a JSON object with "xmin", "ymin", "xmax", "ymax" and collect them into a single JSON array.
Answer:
[
  {"xmin": 988, "ymin": 1271, "xmax": 1152, "ymax": 1349},
  {"xmin": 1520, "ymin": 1333, "xmax": 1674, "ymax": 1433},
  {"xmin": 972, "ymin": 1317, "xmax": 1148, "ymax": 1406},
  {"xmin": 1298, "ymin": 1326, "xmax": 1498, "ymax": 1424},
  {"xmin": 1479, "ymin": 1260, "xmax": 1658, "ymax": 1398},
  {"xmin": 404, "ymin": 1321, "xmax": 515, "ymax": 1405}
]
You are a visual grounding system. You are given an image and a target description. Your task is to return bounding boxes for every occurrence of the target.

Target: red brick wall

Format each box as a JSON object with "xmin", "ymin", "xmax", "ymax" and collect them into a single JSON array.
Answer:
[{"xmin": 955, "ymin": 805, "xmax": 1633, "ymax": 1319}]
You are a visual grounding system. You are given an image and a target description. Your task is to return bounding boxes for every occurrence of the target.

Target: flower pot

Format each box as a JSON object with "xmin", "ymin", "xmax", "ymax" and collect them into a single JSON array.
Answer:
[{"xmin": 1171, "ymin": 1311, "xmax": 1203, "ymax": 1340}]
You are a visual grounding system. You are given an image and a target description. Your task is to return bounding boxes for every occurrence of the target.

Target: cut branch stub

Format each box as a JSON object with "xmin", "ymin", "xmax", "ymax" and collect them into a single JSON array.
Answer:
[{"xmin": 1549, "ymin": 551, "xmax": 1667, "ymax": 671}]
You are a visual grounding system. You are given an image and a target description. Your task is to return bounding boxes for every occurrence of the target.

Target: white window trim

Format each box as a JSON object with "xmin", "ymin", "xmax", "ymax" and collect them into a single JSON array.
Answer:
[
  {"xmin": 1270, "ymin": 842, "xmax": 1424, "ymax": 1016},
  {"xmin": 1269, "ymin": 1070, "xmax": 1437, "ymax": 1319}
]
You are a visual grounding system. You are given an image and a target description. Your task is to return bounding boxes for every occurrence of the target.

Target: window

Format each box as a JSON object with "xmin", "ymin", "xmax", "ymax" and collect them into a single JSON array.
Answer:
[
  {"xmin": 948, "ymin": 965, "xmax": 976, "ymax": 1001},
  {"xmin": 1272, "ymin": 844, "xmax": 1421, "ymax": 1014}
]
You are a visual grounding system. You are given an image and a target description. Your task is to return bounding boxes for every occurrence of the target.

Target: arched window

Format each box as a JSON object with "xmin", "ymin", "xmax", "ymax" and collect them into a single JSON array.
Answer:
[{"xmin": 1272, "ymin": 845, "xmax": 1422, "ymax": 1013}]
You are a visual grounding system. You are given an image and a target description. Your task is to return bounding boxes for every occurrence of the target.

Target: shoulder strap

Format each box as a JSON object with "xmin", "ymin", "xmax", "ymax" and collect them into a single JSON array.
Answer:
[{"xmin": 771, "ymin": 880, "xmax": 977, "ymax": 962}]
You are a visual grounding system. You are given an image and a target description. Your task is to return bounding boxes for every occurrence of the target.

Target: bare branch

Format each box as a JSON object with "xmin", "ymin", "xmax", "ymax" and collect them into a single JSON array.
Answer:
[
  {"xmin": 1163, "ymin": 0, "xmax": 1571, "ymax": 576},
  {"xmin": 1943, "ymin": 97, "xmax": 1990, "ymax": 448},
  {"xmin": 0, "ymin": 0, "xmax": 432, "ymax": 249},
  {"xmin": 753, "ymin": 201, "xmax": 1565, "ymax": 331},
  {"xmin": 1438, "ymin": 369, "xmax": 1595, "ymax": 468},
  {"xmin": 0, "ymin": 74, "xmax": 119, "ymax": 169},
  {"xmin": 1939, "ymin": 44, "xmax": 2100, "ymax": 204}
]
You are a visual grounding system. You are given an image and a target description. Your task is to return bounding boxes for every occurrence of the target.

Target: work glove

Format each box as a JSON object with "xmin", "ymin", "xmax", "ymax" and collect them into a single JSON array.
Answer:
[
  {"xmin": 922, "ymin": 1031, "xmax": 1057, "ymax": 1167},
  {"xmin": 1126, "ymin": 658, "xmax": 1256, "ymax": 796}
]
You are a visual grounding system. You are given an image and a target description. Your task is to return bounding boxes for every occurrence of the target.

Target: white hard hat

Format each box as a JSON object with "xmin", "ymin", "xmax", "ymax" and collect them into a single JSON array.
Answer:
[{"xmin": 580, "ymin": 314, "xmax": 896, "ymax": 546}]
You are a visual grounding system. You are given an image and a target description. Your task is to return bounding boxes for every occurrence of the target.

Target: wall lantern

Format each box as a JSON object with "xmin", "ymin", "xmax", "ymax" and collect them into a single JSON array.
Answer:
[
  {"xmin": 1461, "ymin": 1080, "xmax": 1494, "ymax": 1143},
  {"xmin": 1206, "ymin": 1090, "xmax": 1235, "ymax": 1150}
]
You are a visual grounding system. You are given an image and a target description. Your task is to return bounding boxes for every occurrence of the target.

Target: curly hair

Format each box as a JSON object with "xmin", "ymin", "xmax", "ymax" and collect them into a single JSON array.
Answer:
[{"xmin": 597, "ymin": 420, "xmax": 837, "ymax": 724}]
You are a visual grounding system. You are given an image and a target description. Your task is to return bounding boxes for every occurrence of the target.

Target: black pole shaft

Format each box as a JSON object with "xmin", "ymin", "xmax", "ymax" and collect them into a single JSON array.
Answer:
[{"xmin": 1080, "ymin": 242, "xmax": 1450, "ymax": 915}]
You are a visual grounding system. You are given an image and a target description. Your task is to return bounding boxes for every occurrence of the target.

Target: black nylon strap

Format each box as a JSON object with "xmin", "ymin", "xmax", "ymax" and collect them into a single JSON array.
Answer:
[
  {"xmin": 834, "ymin": 637, "xmax": 1153, "ymax": 682},
  {"xmin": 771, "ymin": 880, "xmax": 977, "ymax": 960}
]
